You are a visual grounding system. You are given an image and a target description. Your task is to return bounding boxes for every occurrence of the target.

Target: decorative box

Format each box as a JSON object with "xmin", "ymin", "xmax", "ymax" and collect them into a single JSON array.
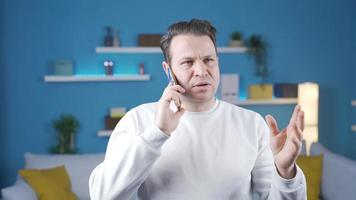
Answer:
[
  {"xmin": 248, "ymin": 84, "xmax": 273, "ymax": 100},
  {"xmin": 54, "ymin": 60, "xmax": 74, "ymax": 75},
  {"xmin": 221, "ymin": 74, "xmax": 239, "ymax": 103},
  {"xmin": 138, "ymin": 34, "xmax": 163, "ymax": 46},
  {"xmin": 274, "ymin": 83, "xmax": 298, "ymax": 98},
  {"xmin": 105, "ymin": 116, "xmax": 122, "ymax": 130},
  {"xmin": 110, "ymin": 107, "xmax": 126, "ymax": 118}
]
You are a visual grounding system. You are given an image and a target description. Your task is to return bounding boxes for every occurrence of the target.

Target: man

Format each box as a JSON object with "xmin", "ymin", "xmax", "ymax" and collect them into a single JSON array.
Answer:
[{"xmin": 89, "ymin": 19, "xmax": 306, "ymax": 200}]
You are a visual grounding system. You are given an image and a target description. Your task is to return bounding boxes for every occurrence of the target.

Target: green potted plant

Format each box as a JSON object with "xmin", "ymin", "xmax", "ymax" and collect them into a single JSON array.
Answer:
[
  {"xmin": 246, "ymin": 34, "xmax": 268, "ymax": 82},
  {"xmin": 50, "ymin": 114, "xmax": 79, "ymax": 154},
  {"xmin": 229, "ymin": 31, "xmax": 244, "ymax": 47}
]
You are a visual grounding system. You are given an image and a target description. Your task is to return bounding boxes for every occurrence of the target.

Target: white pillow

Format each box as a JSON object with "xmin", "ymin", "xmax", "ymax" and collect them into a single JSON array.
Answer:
[
  {"xmin": 24, "ymin": 152, "xmax": 105, "ymax": 200},
  {"xmin": 310, "ymin": 142, "xmax": 356, "ymax": 200},
  {"xmin": 1, "ymin": 179, "xmax": 37, "ymax": 200}
]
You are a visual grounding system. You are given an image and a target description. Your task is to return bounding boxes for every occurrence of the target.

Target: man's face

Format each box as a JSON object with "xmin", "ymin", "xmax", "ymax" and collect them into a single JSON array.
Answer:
[{"xmin": 166, "ymin": 34, "xmax": 220, "ymax": 103}]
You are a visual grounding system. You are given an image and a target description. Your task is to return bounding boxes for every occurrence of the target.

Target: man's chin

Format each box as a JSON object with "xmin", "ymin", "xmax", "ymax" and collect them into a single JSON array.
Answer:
[{"xmin": 189, "ymin": 94, "xmax": 215, "ymax": 103}]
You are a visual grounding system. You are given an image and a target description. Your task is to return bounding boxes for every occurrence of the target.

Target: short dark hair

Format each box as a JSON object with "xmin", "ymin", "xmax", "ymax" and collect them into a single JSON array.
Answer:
[{"xmin": 160, "ymin": 19, "xmax": 217, "ymax": 64}]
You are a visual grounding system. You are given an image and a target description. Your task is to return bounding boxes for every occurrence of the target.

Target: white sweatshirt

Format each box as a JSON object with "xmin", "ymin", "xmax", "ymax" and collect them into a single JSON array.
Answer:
[{"xmin": 89, "ymin": 99, "xmax": 306, "ymax": 200}]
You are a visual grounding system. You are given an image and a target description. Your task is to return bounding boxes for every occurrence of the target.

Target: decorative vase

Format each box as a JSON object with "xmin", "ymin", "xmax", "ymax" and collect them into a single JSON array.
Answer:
[
  {"xmin": 139, "ymin": 63, "xmax": 145, "ymax": 75},
  {"xmin": 113, "ymin": 30, "xmax": 120, "ymax": 47},
  {"xmin": 104, "ymin": 27, "xmax": 114, "ymax": 47},
  {"xmin": 104, "ymin": 60, "xmax": 114, "ymax": 75}
]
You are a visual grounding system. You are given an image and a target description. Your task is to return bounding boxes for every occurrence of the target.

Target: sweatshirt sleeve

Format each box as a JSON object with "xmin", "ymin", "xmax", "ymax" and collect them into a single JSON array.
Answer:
[
  {"xmin": 251, "ymin": 114, "xmax": 307, "ymax": 200},
  {"xmin": 89, "ymin": 109, "xmax": 169, "ymax": 200}
]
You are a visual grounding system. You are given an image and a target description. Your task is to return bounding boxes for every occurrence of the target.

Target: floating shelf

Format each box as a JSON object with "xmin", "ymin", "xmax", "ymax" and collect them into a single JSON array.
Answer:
[
  {"xmin": 235, "ymin": 98, "xmax": 298, "ymax": 106},
  {"xmin": 98, "ymin": 130, "xmax": 113, "ymax": 137},
  {"xmin": 352, "ymin": 100, "xmax": 356, "ymax": 107},
  {"xmin": 44, "ymin": 75, "xmax": 150, "ymax": 82},
  {"xmin": 96, "ymin": 47, "xmax": 161, "ymax": 53},
  {"xmin": 352, "ymin": 125, "xmax": 356, "ymax": 132},
  {"xmin": 95, "ymin": 46, "xmax": 247, "ymax": 54},
  {"xmin": 217, "ymin": 47, "xmax": 247, "ymax": 53}
]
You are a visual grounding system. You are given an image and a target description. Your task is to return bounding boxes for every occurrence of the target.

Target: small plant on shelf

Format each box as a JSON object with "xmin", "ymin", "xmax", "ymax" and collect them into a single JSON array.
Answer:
[
  {"xmin": 246, "ymin": 34, "xmax": 269, "ymax": 82},
  {"xmin": 50, "ymin": 114, "xmax": 79, "ymax": 154},
  {"xmin": 229, "ymin": 31, "xmax": 244, "ymax": 47}
]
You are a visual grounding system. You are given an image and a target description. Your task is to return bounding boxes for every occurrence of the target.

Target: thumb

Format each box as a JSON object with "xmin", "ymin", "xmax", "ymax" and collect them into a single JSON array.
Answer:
[{"xmin": 265, "ymin": 115, "xmax": 280, "ymax": 137}]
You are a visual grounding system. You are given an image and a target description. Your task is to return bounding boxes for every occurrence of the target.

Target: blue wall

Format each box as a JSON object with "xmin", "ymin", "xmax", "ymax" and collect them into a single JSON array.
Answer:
[
  {"xmin": 1, "ymin": 0, "xmax": 356, "ymax": 189},
  {"xmin": 0, "ymin": 0, "xmax": 5, "ymax": 187},
  {"xmin": 353, "ymin": 4, "xmax": 356, "ymax": 155}
]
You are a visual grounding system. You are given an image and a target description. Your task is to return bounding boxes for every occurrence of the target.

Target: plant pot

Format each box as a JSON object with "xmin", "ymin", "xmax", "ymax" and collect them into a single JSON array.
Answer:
[
  {"xmin": 58, "ymin": 133, "xmax": 76, "ymax": 154},
  {"xmin": 70, "ymin": 134, "xmax": 75, "ymax": 152},
  {"xmin": 229, "ymin": 40, "xmax": 244, "ymax": 47}
]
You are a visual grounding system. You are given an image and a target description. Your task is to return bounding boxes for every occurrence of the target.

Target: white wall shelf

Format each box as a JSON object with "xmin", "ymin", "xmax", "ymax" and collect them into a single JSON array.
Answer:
[
  {"xmin": 217, "ymin": 47, "xmax": 248, "ymax": 53},
  {"xmin": 98, "ymin": 130, "xmax": 113, "ymax": 137},
  {"xmin": 352, "ymin": 100, "xmax": 356, "ymax": 107},
  {"xmin": 44, "ymin": 75, "xmax": 150, "ymax": 82},
  {"xmin": 235, "ymin": 98, "xmax": 298, "ymax": 106},
  {"xmin": 95, "ymin": 46, "xmax": 247, "ymax": 54}
]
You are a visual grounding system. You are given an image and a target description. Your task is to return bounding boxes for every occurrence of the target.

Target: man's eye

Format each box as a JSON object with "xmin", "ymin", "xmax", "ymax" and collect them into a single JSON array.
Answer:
[
  {"xmin": 204, "ymin": 58, "xmax": 214, "ymax": 63},
  {"xmin": 182, "ymin": 61, "xmax": 193, "ymax": 65}
]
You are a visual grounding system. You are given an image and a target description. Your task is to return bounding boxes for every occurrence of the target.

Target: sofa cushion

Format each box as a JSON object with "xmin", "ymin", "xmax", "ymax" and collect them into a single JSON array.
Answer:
[
  {"xmin": 1, "ymin": 179, "xmax": 37, "ymax": 200},
  {"xmin": 24, "ymin": 152, "xmax": 104, "ymax": 200},
  {"xmin": 296, "ymin": 155, "xmax": 323, "ymax": 200},
  {"xmin": 310, "ymin": 142, "xmax": 356, "ymax": 200},
  {"xmin": 19, "ymin": 166, "xmax": 78, "ymax": 200}
]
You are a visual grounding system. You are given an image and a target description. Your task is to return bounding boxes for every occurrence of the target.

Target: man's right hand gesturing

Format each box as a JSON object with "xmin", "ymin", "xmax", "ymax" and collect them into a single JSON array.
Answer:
[{"xmin": 154, "ymin": 84, "xmax": 186, "ymax": 136}]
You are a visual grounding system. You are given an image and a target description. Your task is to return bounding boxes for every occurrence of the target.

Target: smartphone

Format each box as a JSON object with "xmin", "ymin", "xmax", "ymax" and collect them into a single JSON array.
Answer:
[
  {"xmin": 167, "ymin": 67, "xmax": 179, "ymax": 112},
  {"xmin": 167, "ymin": 67, "xmax": 178, "ymax": 85}
]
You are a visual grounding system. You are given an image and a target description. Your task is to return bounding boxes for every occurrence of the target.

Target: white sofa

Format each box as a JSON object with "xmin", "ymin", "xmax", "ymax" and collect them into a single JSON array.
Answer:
[
  {"xmin": 309, "ymin": 142, "xmax": 356, "ymax": 200},
  {"xmin": 1, "ymin": 152, "xmax": 104, "ymax": 200},
  {"xmin": 2, "ymin": 142, "xmax": 356, "ymax": 200}
]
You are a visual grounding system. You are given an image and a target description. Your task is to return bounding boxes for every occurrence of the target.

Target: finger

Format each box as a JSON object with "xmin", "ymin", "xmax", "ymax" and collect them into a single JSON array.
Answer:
[
  {"xmin": 296, "ymin": 110, "xmax": 303, "ymax": 127},
  {"xmin": 176, "ymin": 106, "xmax": 186, "ymax": 117},
  {"xmin": 164, "ymin": 84, "xmax": 185, "ymax": 95},
  {"xmin": 170, "ymin": 85, "xmax": 186, "ymax": 94},
  {"xmin": 289, "ymin": 105, "xmax": 301, "ymax": 126},
  {"xmin": 162, "ymin": 88, "xmax": 182, "ymax": 102},
  {"xmin": 170, "ymin": 95, "xmax": 181, "ymax": 108},
  {"xmin": 288, "ymin": 124, "xmax": 303, "ymax": 141},
  {"xmin": 293, "ymin": 124, "xmax": 303, "ymax": 141},
  {"xmin": 265, "ymin": 115, "xmax": 280, "ymax": 137},
  {"xmin": 291, "ymin": 134, "xmax": 303, "ymax": 148},
  {"xmin": 299, "ymin": 111, "xmax": 305, "ymax": 132}
]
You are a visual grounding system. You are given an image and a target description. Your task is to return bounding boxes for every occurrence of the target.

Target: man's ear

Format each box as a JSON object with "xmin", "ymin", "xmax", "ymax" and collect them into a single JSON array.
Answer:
[{"xmin": 162, "ymin": 61, "xmax": 169, "ymax": 76}]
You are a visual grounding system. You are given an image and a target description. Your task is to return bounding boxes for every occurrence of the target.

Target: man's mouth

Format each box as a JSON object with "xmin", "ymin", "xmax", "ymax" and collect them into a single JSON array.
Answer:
[{"xmin": 193, "ymin": 81, "xmax": 211, "ymax": 87}]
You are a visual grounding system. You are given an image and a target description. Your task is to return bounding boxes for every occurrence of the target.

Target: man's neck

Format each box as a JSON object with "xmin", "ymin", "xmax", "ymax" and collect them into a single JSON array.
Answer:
[{"xmin": 182, "ymin": 97, "xmax": 216, "ymax": 112}]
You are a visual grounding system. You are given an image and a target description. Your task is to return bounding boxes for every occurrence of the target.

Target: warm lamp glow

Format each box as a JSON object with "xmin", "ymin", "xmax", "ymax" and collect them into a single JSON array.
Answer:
[
  {"xmin": 298, "ymin": 83, "xmax": 319, "ymax": 125},
  {"xmin": 298, "ymin": 82, "xmax": 319, "ymax": 155},
  {"xmin": 303, "ymin": 126, "xmax": 319, "ymax": 155}
]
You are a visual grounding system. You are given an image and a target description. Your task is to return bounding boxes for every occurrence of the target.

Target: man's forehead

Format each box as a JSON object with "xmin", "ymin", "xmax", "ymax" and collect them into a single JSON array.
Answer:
[{"xmin": 170, "ymin": 34, "xmax": 216, "ymax": 61}]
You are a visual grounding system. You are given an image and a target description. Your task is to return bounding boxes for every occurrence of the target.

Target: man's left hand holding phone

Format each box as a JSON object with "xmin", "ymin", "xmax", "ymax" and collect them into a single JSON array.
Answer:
[{"xmin": 154, "ymin": 66, "xmax": 186, "ymax": 136}]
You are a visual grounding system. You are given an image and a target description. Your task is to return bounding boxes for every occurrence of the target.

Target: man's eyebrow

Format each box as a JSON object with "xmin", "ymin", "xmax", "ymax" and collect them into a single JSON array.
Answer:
[
  {"xmin": 179, "ymin": 54, "xmax": 216, "ymax": 61},
  {"xmin": 178, "ymin": 56, "xmax": 195, "ymax": 61},
  {"xmin": 202, "ymin": 54, "xmax": 217, "ymax": 58}
]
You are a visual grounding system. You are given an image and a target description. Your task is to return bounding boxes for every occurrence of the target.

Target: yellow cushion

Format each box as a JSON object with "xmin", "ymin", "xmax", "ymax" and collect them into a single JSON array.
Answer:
[
  {"xmin": 296, "ymin": 155, "xmax": 323, "ymax": 200},
  {"xmin": 19, "ymin": 166, "xmax": 78, "ymax": 200}
]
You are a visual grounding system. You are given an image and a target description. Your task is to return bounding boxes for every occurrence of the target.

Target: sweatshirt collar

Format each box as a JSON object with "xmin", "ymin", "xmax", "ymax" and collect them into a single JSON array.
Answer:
[{"xmin": 184, "ymin": 98, "xmax": 219, "ymax": 115}]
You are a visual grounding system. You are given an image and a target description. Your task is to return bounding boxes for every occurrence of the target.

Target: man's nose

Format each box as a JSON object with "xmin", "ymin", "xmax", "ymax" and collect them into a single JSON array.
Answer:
[{"xmin": 193, "ymin": 60, "xmax": 208, "ymax": 77}]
